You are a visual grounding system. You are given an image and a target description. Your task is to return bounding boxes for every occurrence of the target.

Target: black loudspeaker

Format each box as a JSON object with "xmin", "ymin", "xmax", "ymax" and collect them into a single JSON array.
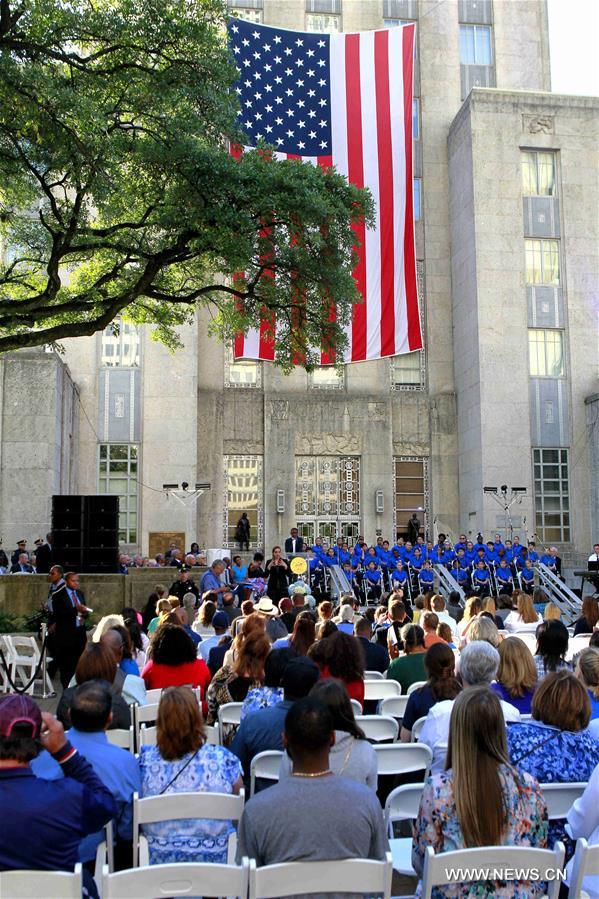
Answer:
[{"xmin": 52, "ymin": 495, "xmax": 119, "ymax": 573}]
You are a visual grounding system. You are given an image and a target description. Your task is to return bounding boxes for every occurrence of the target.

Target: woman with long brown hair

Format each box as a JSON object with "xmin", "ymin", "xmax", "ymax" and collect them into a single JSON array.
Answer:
[
  {"xmin": 206, "ymin": 629, "xmax": 271, "ymax": 729},
  {"xmin": 140, "ymin": 686, "xmax": 242, "ymax": 865},
  {"xmin": 288, "ymin": 611, "xmax": 316, "ymax": 657},
  {"xmin": 400, "ymin": 643, "xmax": 461, "ymax": 742},
  {"xmin": 412, "ymin": 687, "xmax": 548, "ymax": 897},
  {"xmin": 573, "ymin": 596, "xmax": 599, "ymax": 636}
]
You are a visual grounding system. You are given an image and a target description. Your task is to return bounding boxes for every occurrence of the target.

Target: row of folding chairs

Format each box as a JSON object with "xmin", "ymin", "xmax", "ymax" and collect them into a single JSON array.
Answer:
[
  {"xmin": 0, "ymin": 634, "xmax": 53, "ymax": 695},
  {"xmin": 7, "ymin": 837, "xmax": 599, "ymax": 899}
]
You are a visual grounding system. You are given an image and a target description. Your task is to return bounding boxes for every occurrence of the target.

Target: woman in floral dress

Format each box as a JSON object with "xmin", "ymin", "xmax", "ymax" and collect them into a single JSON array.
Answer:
[
  {"xmin": 139, "ymin": 686, "xmax": 242, "ymax": 864},
  {"xmin": 412, "ymin": 686, "xmax": 548, "ymax": 898}
]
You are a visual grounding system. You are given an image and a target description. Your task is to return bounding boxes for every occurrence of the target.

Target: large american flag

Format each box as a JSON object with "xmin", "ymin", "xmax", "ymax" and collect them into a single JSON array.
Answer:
[{"xmin": 229, "ymin": 17, "xmax": 422, "ymax": 363}]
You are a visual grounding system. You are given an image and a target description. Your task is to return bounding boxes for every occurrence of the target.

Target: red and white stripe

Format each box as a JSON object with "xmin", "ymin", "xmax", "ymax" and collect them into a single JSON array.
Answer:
[{"xmin": 234, "ymin": 23, "xmax": 421, "ymax": 363}]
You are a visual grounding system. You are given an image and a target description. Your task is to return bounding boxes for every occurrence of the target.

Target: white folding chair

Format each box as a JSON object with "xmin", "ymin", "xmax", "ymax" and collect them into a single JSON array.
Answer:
[
  {"xmin": 355, "ymin": 715, "xmax": 399, "ymax": 743},
  {"xmin": 134, "ymin": 701, "xmax": 159, "ymax": 728},
  {"xmin": 106, "ymin": 727, "xmax": 135, "ymax": 752},
  {"xmin": 569, "ymin": 838, "xmax": 599, "ymax": 899},
  {"xmin": 567, "ymin": 635, "xmax": 593, "ymax": 661},
  {"xmin": 384, "ymin": 783, "xmax": 426, "ymax": 875},
  {"xmin": 249, "ymin": 750, "xmax": 283, "ymax": 796},
  {"xmin": 95, "ymin": 820, "xmax": 115, "ymax": 883},
  {"xmin": 374, "ymin": 743, "xmax": 432, "ymax": 779},
  {"xmin": 0, "ymin": 864, "xmax": 82, "ymax": 898},
  {"xmin": 406, "ymin": 680, "xmax": 427, "ymax": 695},
  {"xmin": 102, "ymin": 858, "xmax": 250, "ymax": 899},
  {"xmin": 138, "ymin": 724, "xmax": 157, "ymax": 747},
  {"xmin": 364, "ymin": 670, "xmax": 385, "ymax": 680},
  {"xmin": 411, "ymin": 716, "xmax": 427, "ymax": 742},
  {"xmin": 350, "ymin": 698, "xmax": 363, "ymax": 716},
  {"xmin": 363, "ymin": 679, "xmax": 401, "ymax": 702},
  {"xmin": 540, "ymin": 782, "xmax": 587, "ymax": 820},
  {"xmin": 218, "ymin": 701, "xmax": 243, "ymax": 744},
  {"xmin": 2, "ymin": 635, "xmax": 53, "ymax": 695},
  {"xmin": 144, "ymin": 688, "xmax": 164, "ymax": 704},
  {"xmin": 132, "ymin": 789, "xmax": 245, "ymax": 867},
  {"xmin": 248, "ymin": 852, "xmax": 393, "ymax": 899},
  {"xmin": 0, "ymin": 636, "xmax": 12, "ymax": 691},
  {"xmin": 205, "ymin": 723, "xmax": 220, "ymax": 745},
  {"xmin": 379, "ymin": 695, "xmax": 410, "ymax": 720},
  {"xmin": 420, "ymin": 842, "xmax": 565, "ymax": 899}
]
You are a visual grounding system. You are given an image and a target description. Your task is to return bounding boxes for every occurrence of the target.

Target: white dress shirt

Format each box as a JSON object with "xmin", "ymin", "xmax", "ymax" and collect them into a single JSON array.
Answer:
[
  {"xmin": 419, "ymin": 696, "xmax": 521, "ymax": 774},
  {"xmin": 503, "ymin": 611, "xmax": 544, "ymax": 633}
]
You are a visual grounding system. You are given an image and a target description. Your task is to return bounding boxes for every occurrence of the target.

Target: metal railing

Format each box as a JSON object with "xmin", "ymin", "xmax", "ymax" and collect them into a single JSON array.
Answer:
[
  {"xmin": 536, "ymin": 562, "xmax": 581, "ymax": 624},
  {"xmin": 328, "ymin": 564, "xmax": 352, "ymax": 599},
  {"xmin": 433, "ymin": 565, "xmax": 466, "ymax": 602}
]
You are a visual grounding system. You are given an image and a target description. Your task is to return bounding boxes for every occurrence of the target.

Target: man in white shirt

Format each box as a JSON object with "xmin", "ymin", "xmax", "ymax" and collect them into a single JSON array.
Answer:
[
  {"xmin": 419, "ymin": 640, "xmax": 520, "ymax": 773},
  {"xmin": 431, "ymin": 595, "xmax": 459, "ymax": 641},
  {"xmin": 588, "ymin": 543, "xmax": 599, "ymax": 563}
]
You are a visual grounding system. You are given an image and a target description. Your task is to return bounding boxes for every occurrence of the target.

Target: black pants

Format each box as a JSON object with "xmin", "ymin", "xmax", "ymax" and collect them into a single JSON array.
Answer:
[
  {"xmin": 55, "ymin": 629, "xmax": 87, "ymax": 688},
  {"xmin": 237, "ymin": 540, "xmax": 249, "ymax": 551}
]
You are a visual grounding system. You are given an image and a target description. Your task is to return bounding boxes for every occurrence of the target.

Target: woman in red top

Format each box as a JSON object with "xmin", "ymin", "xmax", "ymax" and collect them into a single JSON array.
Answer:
[
  {"xmin": 142, "ymin": 623, "xmax": 211, "ymax": 713},
  {"xmin": 312, "ymin": 630, "xmax": 365, "ymax": 709}
]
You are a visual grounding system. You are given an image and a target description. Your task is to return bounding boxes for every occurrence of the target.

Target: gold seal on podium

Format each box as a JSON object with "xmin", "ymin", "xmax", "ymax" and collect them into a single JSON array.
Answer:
[{"xmin": 290, "ymin": 556, "xmax": 308, "ymax": 575}]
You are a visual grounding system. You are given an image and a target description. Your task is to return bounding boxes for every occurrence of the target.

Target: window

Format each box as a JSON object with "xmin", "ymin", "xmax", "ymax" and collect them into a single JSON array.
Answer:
[
  {"xmin": 529, "ymin": 329, "xmax": 565, "ymax": 378},
  {"xmin": 384, "ymin": 19, "xmax": 418, "ymax": 58},
  {"xmin": 101, "ymin": 319, "xmax": 140, "ymax": 367},
  {"xmin": 224, "ymin": 455, "xmax": 263, "ymax": 547},
  {"xmin": 459, "ymin": 24, "xmax": 493, "ymax": 65},
  {"xmin": 414, "ymin": 178, "xmax": 421, "ymax": 220},
  {"xmin": 306, "ymin": 13, "xmax": 341, "ymax": 31},
  {"xmin": 295, "ymin": 457, "xmax": 360, "ymax": 542},
  {"xmin": 394, "ymin": 457, "xmax": 428, "ymax": 540},
  {"xmin": 533, "ymin": 448, "xmax": 570, "ymax": 542},
  {"xmin": 525, "ymin": 238, "xmax": 560, "ymax": 285},
  {"xmin": 225, "ymin": 345, "xmax": 261, "ymax": 388},
  {"xmin": 309, "ymin": 366, "xmax": 344, "ymax": 389},
  {"xmin": 229, "ymin": 7, "xmax": 263, "ymax": 22},
  {"xmin": 391, "ymin": 350, "xmax": 424, "ymax": 389},
  {"xmin": 98, "ymin": 444, "xmax": 138, "ymax": 544},
  {"xmin": 412, "ymin": 98, "xmax": 420, "ymax": 140},
  {"xmin": 521, "ymin": 151, "xmax": 557, "ymax": 197}
]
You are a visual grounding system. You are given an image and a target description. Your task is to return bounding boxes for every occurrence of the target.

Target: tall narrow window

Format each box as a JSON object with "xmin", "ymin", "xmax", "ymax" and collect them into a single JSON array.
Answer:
[
  {"xmin": 413, "ymin": 178, "xmax": 422, "ymax": 221},
  {"xmin": 224, "ymin": 456, "xmax": 263, "ymax": 547},
  {"xmin": 528, "ymin": 330, "xmax": 565, "ymax": 378},
  {"xmin": 225, "ymin": 345, "xmax": 261, "ymax": 388},
  {"xmin": 101, "ymin": 319, "xmax": 140, "ymax": 367},
  {"xmin": 525, "ymin": 239, "xmax": 560, "ymax": 285},
  {"xmin": 413, "ymin": 98, "xmax": 420, "ymax": 140},
  {"xmin": 391, "ymin": 351, "xmax": 425, "ymax": 389},
  {"xmin": 98, "ymin": 444, "xmax": 138, "ymax": 544},
  {"xmin": 533, "ymin": 448, "xmax": 570, "ymax": 542},
  {"xmin": 521, "ymin": 151, "xmax": 556, "ymax": 197},
  {"xmin": 459, "ymin": 24, "xmax": 493, "ymax": 65},
  {"xmin": 394, "ymin": 457, "xmax": 428, "ymax": 540}
]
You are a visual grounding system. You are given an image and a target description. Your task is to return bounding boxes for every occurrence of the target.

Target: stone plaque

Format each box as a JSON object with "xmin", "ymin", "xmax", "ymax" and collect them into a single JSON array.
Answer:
[{"xmin": 149, "ymin": 531, "xmax": 186, "ymax": 559}]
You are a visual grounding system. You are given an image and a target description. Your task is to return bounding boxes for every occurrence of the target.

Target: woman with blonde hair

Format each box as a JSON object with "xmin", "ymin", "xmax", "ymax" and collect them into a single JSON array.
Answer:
[
  {"xmin": 503, "ymin": 591, "xmax": 543, "ymax": 633},
  {"xmin": 192, "ymin": 599, "xmax": 217, "ymax": 637},
  {"xmin": 412, "ymin": 687, "xmax": 548, "ymax": 897},
  {"xmin": 576, "ymin": 647, "xmax": 599, "ymax": 738},
  {"xmin": 465, "ymin": 615, "xmax": 501, "ymax": 648},
  {"xmin": 146, "ymin": 599, "xmax": 171, "ymax": 636},
  {"xmin": 206, "ymin": 629, "xmax": 271, "ymax": 730},
  {"xmin": 543, "ymin": 602, "xmax": 561, "ymax": 621},
  {"xmin": 456, "ymin": 596, "xmax": 482, "ymax": 640},
  {"xmin": 492, "ymin": 636, "xmax": 537, "ymax": 714},
  {"xmin": 482, "ymin": 597, "xmax": 505, "ymax": 629},
  {"xmin": 140, "ymin": 686, "xmax": 242, "ymax": 864}
]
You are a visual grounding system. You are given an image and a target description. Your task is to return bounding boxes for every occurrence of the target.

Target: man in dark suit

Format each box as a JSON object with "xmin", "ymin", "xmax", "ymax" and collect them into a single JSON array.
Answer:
[
  {"xmin": 354, "ymin": 616, "xmax": 389, "ymax": 674},
  {"xmin": 48, "ymin": 566, "xmax": 89, "ymax": 688},
  {"xmin": 34, "ymin": 533, "xmax": 53, "ymax": 574},
  {"xmin": 10, "ymin": 553, "xmax": 34, "ymax": 574},
  {"xmin": 284, "ymin": 528, "xmax": 305, "ymax": 555}
]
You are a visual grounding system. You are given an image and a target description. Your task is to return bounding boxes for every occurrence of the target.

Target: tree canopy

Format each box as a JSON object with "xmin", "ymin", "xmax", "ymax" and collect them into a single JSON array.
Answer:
[{"xmin": 0, "ymin": 0, "xmax": 372, "ymax": 367}]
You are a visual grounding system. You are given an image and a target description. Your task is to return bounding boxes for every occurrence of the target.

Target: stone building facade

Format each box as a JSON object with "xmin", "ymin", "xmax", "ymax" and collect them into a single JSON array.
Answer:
[{"xmin": 2, "ymin": 0, "xmax": 596, "ymax": 559}]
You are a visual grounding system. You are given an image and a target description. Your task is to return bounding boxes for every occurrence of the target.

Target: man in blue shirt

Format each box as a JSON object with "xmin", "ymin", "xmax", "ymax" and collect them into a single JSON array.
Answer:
[
  {"xmin": 200, "ymin": 560, "xmax": 228, "ymax": 604},
  {"xmin": 32, "ymin": 680, "xmax": 140, "ymax": 869},
  {"xmin": 0, "ymin": 693, "xmax": 115, "ymax": 885},
  {"xmin": 418, "ymin": 559, "xmax": 435, "ymax": 591},
  {"xmin": 495, "ymin": 559, "xmax": 514, "ymax": 594},
  {"xmin": 453, "ymin": 534, "xmax": 468, "ymax": 554},
  {"xmin": 484, "ymin": 542, "xmax": 499, "ymax": 565},
  {"xmin": 231, "ymin": 658, "xmax": 320, "ymax": 790}
]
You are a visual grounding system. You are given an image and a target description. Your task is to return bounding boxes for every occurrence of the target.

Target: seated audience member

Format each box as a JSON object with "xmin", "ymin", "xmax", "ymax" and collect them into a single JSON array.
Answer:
[
  {"xmin": 564, "ymin": 761, "xmax": 599, "ymax": 899},
  {"xmin": 446, "ymin": 591, "xmax": 464, "ymax": 624},
  {"xmin": 236, "ymin": 697, "xmax": 388, "ymax": 866},
  {"xmin": 169, "ymin": 606, "xmax": 201, "ymax": 647},
  {"xmin": 316, "ymin": 619, "xmax": 338, "ymax": 641},
  {"xmin": 573, "ymin": 596, "xmax": 599, "ymax": 636},
  {"xmin": 496, "ymin": 592, "xmax": 515, "ymax": 624},
  {"xmin": 543, "ymin": 602, "xmax": 562, "ymax": 621},
  {"xmin": 386, "ymin": 624, "xmax": 427, "ymax": 694},
  {"xmin": 431, "ymin": 595, "xmax": 458, "ymax": 639},
  {"xmin": 32, "ymin": 681, "xmax": 140, "ymax": 868},
  {"xmin": 110, "ymin": 623, "xmax": 141, "ymax": 676},
  {"xmin": 534, "ymin": 619, "xmax": 571, "ymax": 679},
  {"xmin": 193, "ymin": 598, "xmax": 217, "ymax": 637},
  {"xmin": 255, "ymin": 596, "xmax": 289, "ymax": 641},
  {"xmin": 412, "ymin": 594, "xmax": 426, "ymax": 626},
  {"xmin": 576, "ymin": 647, "xmax": 599, "ymax": 739},
  {"xmin": 198, "ymin": 611, "xmax": 229, "ymax": 663},
  {"xmin": 0, "ymin": 694, "xmax": 115, "ymax": 890},
  {"xmin": 386, "ymin": 600, "xmax": 411, "ymax": 658},
  {"xmin": 57, "ymin": 643, "xmax": 133, "ymax": 730},
  {"xmin": 122, "ymin": 608, "xmax": 149, "ymax": 670},
  {"xmin": 482, "ymin": 597, "xmax": 506, "ymax": 630},
  {"xmin": 420, "ymin": 641, "xmax": 520, "ymax": 774},
  {"xmin": 412, "ymin": 687, "xmax": 547, "ymax": 897},
  {"xmin": 465, "ymin": 614, "xmax": 501, "ymax": 648},
  {"xmin": 140, "ymin": 687, "xmax": 242, "ymax": 864},
  {"xmin": 222, "ymin": 591, "xmax": 242, "ymax": 626},
  {"xmin": 422, "ymin": 611, "xmax": 445, "ymax": 648},
  {"xmin": 207, "ymin": 634, "xmax": 233, "ymax": 677},
  {"xmin": 336, "ymin": 603, "xmax": 357, "ymax": 635},
  {"xmin": 456, "ymin": 597, "xmax": 483, "ymax": 640},
  {"xmin": 400, "ymin": 643, "xmax": 461, "ymax": 742},
  {"xmin": 279, "ymin": 678, "xmax": 378, "ymax": 791},
  {"xmin": 492, "ymin": 636, "xmax": 538, "ymax": 715},
  {"xmin": 274, "ymin": 612, "xmax": 316, "ymax": 657},
  {"xmin": 355, "ymin": 616, "xmax": 389, "ymax": 673},
  {"xmin": 222, "ymin": 612, "xmax": 267, "ymax": 669},
  {"xmin": 508, "ymin": 671, "xmax": 599, "ymax": 848},
  {"xmin": 278, "ymin": 597, "xmax": 296, "ymax": 633},
  {"xmin": 318, "ymin": 630, "xmax": 366, "ymax": 709},
  {"xmin": 206, "ymin": 630, "xmax": 271, "ymax": 728},
  {"xmin": 141, "ymin": 591, "xmax": 161, "ymax": 632},
  {"xmin": 141, "ymin": 623, "xmax": 211, "ymax": 711},
  {"xmin": 503, "ymin": 592, "xmax": 543, "ymax": 633},
  {"xmin": 231, "ymin": 658, "xmax": 320, "ymax": 785},
  {"xmin": 437, "ymin": 622, "xmax": 456, "ymax": 648},
  {"xmin": 240, "ymin": 649, "xmax": 287, "ymax": 720},
  {"xmin": 147, "ymin": 598, "xmax": 171, "ymax": 635}
]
